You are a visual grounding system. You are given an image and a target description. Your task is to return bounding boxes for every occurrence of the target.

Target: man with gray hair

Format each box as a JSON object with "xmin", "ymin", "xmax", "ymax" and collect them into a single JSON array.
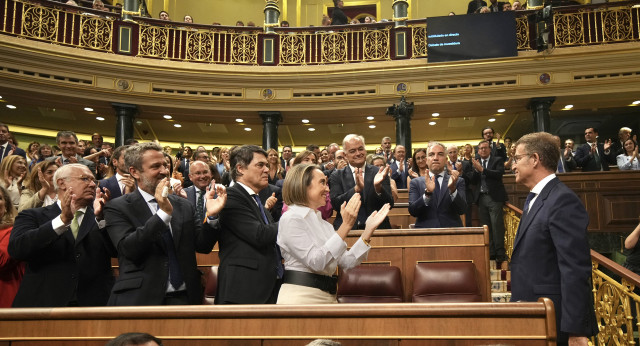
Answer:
[
  {"xmin": 47, "ymin": 130, "xmax": 96, "ymax": 175},
  {"xmin": 9, "ymin": 163, "xmax": 115, "ymax": 307},
  {"xmin": 104, "ymin": 142, "xmax": 226, "ymax": 305},
  {"xmin": 330, "ymin": 134, "xmax": 393, "ymax": 230},
  {"xmin": 409, "ymin": 142, "xmax": 466, "ymax": 228}
]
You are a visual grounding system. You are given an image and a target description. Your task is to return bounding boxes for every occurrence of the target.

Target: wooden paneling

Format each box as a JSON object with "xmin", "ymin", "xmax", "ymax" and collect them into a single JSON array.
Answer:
[
  {"xmin": 0, "ymin": 299, "xmax": 557, "ymax": 345},
  {"xmin": 504, "ymin": 171, "xmax": 640, "ymax": 232}
]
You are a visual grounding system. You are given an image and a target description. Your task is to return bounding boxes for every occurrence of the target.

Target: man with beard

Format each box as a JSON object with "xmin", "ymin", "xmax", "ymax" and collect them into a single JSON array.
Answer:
[
  {"xmin": 104, "ymin": 143, "xmax": 226, "ymax": 305},
  {"xmin": 98, "ymin": 145, "xmax": 135, "ymax": 200}
]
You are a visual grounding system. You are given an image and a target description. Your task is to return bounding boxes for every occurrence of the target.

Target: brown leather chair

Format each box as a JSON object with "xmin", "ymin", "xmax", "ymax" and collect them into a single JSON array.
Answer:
[
  {"xmin": 412, "ymin": 261, "xmax": 482, "ymax": 303},
  {"xmin": 202, "ymin": 266, "xmax": 218, "ymax": 305},
  {"xmin": 337, "ymin": 265, "xmax": 404, "ymax": 303}
]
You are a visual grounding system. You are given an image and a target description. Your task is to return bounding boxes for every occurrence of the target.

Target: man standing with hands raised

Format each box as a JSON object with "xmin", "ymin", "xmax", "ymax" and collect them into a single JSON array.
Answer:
[
  {"xmin": 330, "ymin": 134, "xmax": 394, "ymax": 230},
  {"xmin": 104, "ymin": 143, "xmax": 226, "ymax": 306},
  {"xmin": 409, "ymin": 142, "xmax": 466, "ymax": 228}
]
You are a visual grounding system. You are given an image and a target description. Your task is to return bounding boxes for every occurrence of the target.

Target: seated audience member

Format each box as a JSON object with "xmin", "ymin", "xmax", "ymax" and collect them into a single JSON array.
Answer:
[
  {"xmin": 159, "ymin": 10, "xmax": 170, "ymax": 21},
  {"xmin": 574, "ymin": 127, "xmax": 616, "ymax": 171},
  {"xmin": 0, "ymin": 155, "xmax": 27, "ymax": 208},
  {"xmin": 104, "ymin": 143, "xmax": 225, "ymax": 306},
  {"xmin": 26, "ymin": 141, "xmax": 40, "ymax": 168},
  {"xmin": 503, "ymin": 2, "xmax": 512, "ymax": 10},
  {"xmin": 184, "ymin": 15, "xmax": 193, "ymax": 23},
  {"xmin": 18, "ymin": 161, "xmax": 59, "ymax": 212},
  {"xmin": 330, "ymin": 134, "xmax": 394, "ymax": 230},
  {"xmin": 617, "ymin": 138, "xmax": 640, "ymax": 170},
  {"xmin": 106, "ymin": 333, "xmax": 163, "ymax": 346},
  {"xmin": 93, "ymin": 0, "xmax": 106, "ymax": 11},
  {"xmin": 349, "ymin": 18, "xmax": 359, "ymax": 24},
  {"xmin": 281, "ymin": 150, "xmax": 332, "ymax": 220},
  {"xmin": 489, "ymin": 0, "xmax": 508, "ymax": 12},
  {"xmin": 236, "ymin": 20, "xmax": 244, "ymax": 26},
  {"xmin": 65, "ymin": 0, "xmax": 78, "ymax": 5},
  {"xmin": 0, "ymin": 123, "xmax": 26, "ymax": 162},
  {"xmin": 281, "ymin": 20, "xmax": 290, "ymax": 27},
  {"xmin": 322, "ymin": 15, "xmax": 332, "ymax": 26},
  {"xmin": 47, "ymin": 131, "xmax": 96, "ymax": 175},
  {"xmin": 9, "ymin": 163, "xmax": 115, "ymax": 307},
  {"xmin": 390, "ymin": 145, "xmax": 409, "ymax": 189},
  {"xmin": 247, "ymin": 21, "xmax": 256, "ymax": 27},
  {"xmin": 624, "ymin": 219, "xmax": 640, "ymax": 276},
  {"xmin": 467, "ymin": 0, "xmax": 488, "ymax": 14},
  {"xmin": 372, "ymin": 155, "xmax": 398, "ymax": 202},
  {"xmin": 277, "ymin": 164, "xmax": 390, "ymax": 304},
  {"xmin": 611, "ymin": 127, "xmax": 633, "ymax": 157},
  {"xmin": 0, "ymin": 186, "xmax": 21, "ymax": 307},
  {"xmin": 98, "ymin": 145, "xmax": 134, "ymax": 200},
  {"xmin": 364, "ymin": 16, "xmax": 373, "ymax": 24},
  {"xmin": 449, "ymin": 12, "xmax": 456, "ymax": 16},
  {"xmin": 409, "ymin": 142, "xmax": 466, "ymax": 228},
  {"xmin": 512, "ymin": 1, "xmax": 523, "ymax": 10}
]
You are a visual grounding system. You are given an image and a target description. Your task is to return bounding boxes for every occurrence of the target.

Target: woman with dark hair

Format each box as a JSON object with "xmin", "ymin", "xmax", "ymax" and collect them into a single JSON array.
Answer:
[
  {"xmin": 617, "ymin": 138, "xmax": 640, "ymax": 170},
  {"xmin": 0, "ymin": 185, "xmax": 22, "ymax": 307},
  {"xmin": 26, "ymin": 141, "xmax": 40, "ymax": 168},
  {"xmin": 35, "ymin": 144, "xmax": 53, "ymax": 163},
  {"xmin": 18, "ymin": 161, "xmax": 58, "ymax": 212},
  {"xmin": 276, "ymin": 164, "xmax": 390, "ymax": 304},
  {"xmin": 331, "ymin": 0, "xmax": 348, "ymax": 25},
  {"xmin": 407, "ymin": 148, "xmax": 427, "ymax": 185}
]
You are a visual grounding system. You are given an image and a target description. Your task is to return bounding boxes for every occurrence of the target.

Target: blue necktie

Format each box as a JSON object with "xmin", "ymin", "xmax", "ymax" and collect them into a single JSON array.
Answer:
[
  {"xmin": 433, "ymin": 174, "xmax": 441, "ymax": 201},
  {"xmin": 196, "ymin": 190, "xmax": 205, "ymax": 222},
  {"xmin": 252, "ymin": 194, "xmax": 284, "ymax": 278},
  {"xmin": 151, "ymin": 199, "xmax": 184, "ymax": 290},
  {"xmin": 557, "ymin": 158, "xmax": 565, "ymax": 173}
]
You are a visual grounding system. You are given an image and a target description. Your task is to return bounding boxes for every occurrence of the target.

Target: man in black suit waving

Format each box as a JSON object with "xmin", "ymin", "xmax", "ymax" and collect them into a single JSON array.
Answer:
[
  {"xmin": 574, "ymin": 127, "xmax": 616, "ymax": 172},
  {"xmin": 471, "ymin": 140, "xmax": 508, "ymax": 263},
  {"xmin": 104, "ymin": 143, "xmax": 226, "ymax": 305},
  {"xmin": 216, "ymin": 145, "xmax": 283, "ymax": 304},
  {"xmin": 330, "ymin": 134, "xmax": 394, "ymax": 230},
  {"xmin": 9, "ymin": 163, "xmax": 115, "ymax": 307}
]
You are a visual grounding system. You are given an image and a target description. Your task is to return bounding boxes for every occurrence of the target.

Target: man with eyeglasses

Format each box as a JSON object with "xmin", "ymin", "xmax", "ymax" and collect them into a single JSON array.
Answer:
[
  {"xmin": 409, "ymin": 142, "xmax": 466, "ymax": 228},
  {"xmin": 475, "ymin": 126, "xmax": 507, "ymax": 160},
  {"xmin": 9, "ymin": 163, "xmax": 116, "ymax": 307},
  {"xmin": 510, "ymin": 132, "xmax": 597, "ymax": 345},
  {"xmin": 471, "ymin": 140, "xmax": 508, "ymax": 264}
]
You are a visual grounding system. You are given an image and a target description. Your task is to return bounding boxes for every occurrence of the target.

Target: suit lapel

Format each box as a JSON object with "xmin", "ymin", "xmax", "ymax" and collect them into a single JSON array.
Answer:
[
  {"xmin": 344, "ymin": 166, "xmax": 355, "ymax": 192},
  {"xmin": 234, "ymin": 184, "xmax": 267, "ymax": 225},
  {"xmin": 75, "ymin": 206, "xmax": 95, "ymax": 244},
  {"xmin": 130, "ymin": 190, "xmax": 154, "ymax": 228},
  {"xmin": 436, "ymin": 172, "xmax": 449, "ymax": 206},
  {"xmin": 513, "ymin": 178, "xmax": 559, "ymax": 252},
  {"xmin": 168, "ymin": 195, "xmax": 183, "ymax": 245}
]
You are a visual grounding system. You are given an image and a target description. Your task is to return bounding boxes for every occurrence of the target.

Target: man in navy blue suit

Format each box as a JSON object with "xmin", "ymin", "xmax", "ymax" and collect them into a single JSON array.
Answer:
[
  {"xmin": 0, "ymin": 123, "xmax": 26, "ymax": 162},
  {"xmin": 574, "ymin": 127, "xmax": 616, "ymax": 172},
  {"xmin": 390, "ymin": 145, "xmax": 409, "ymax": 189},
  {"xmin": 510, "ymin": 132, "xmax": 597, "ymax": 345},
  {"xmin": 98, "ymin": 145, "xmax": 134, "ymax": 200},
  {"xmin": 409, "ymin": 142, "xmax": 466, "ymax": 228}
]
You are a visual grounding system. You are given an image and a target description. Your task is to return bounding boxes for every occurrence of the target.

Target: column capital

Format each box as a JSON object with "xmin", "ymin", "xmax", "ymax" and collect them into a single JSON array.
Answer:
[
  {"xmin": 386, "ymin": 96, "xmax": 414, "ymax": 120},
  {"xmin": 259, "ymin": 111, "xmax": 282, "ymax": 123},
  {"xmin": 527, "ymin": 97, "xmax": 556, "ymax": 110}
]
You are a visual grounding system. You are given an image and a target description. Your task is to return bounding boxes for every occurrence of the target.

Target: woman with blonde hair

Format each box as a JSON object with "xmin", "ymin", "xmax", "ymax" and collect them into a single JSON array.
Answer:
[
  {"xmin": 281, "ymin": 150, "xmax": 333, "ymax": 220},
  {"xmin": 276, "ymin": 164, "xmax": 390, "ymax": 304},
  {"xmin": 216, "ymin": 147, "xmax": 229, "ymax": 176},
  {"xmin": 0, "ymin": 185, "xmax": 22, "ymax": 307},
  {"xmin": 266, "ymin": 148, "xmax": 284, "ymax": 185},
  {"xmin": 0, "ymin": 155, "xmax": 27, "ymax": 208},
  {"xmin": 18, "ymin": 161, "xmax": 59, "ymax": 212}
]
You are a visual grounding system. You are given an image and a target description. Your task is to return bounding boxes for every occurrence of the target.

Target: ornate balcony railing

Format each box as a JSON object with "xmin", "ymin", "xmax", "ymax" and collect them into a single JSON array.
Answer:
[{"xmin": 1, "ymin": 0, "xmax": 640, "ymax": 65}]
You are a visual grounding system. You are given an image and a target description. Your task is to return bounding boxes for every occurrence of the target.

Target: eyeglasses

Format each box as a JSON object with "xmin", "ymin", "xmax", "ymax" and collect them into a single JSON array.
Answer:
[
  {"xmin": 513, "ymin": 154, "xmax": 531, "ymax": 164},
  {"xmin": 68, "ymin": 176, "xmax": 97, "ymax": 185}
]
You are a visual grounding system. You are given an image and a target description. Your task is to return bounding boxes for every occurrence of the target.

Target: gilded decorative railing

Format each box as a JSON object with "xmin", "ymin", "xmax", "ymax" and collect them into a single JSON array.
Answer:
[
  {"xmin": 2, "ymin": 0, "xmax": 640, "ymax": 65},
  {"xmin": 591, "ymin": 250, "xmax": 640, "ymax": 346},
  {"xmin": 503, "ymin": 203, "xmax": 522, "ymax": 261}
]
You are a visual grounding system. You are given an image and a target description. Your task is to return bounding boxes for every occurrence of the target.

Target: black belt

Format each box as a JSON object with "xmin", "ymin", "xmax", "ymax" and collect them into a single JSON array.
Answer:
[{"xmin": 283, "ymin": 270, "xmax": 337, "ymax": 294}]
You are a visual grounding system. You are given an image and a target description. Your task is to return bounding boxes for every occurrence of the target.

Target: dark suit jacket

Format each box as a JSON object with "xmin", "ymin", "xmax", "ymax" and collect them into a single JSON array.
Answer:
[
  {"xmin": 98, "ymin": 175, "xmax": 122, "ymax": 200},
  {"xmin": 467, "ymin": 0, "xmax": 488, "ymax": 13},
  {"xmin": 46, "ymin": 154, "xmax": 96, "ymax": 175},
  {"xmin": 574, "ymin": 143, "xmax": 616, "ymax": 172},
  {"xmin": 331, "ymin": 7, "xmax": 348, "ymax": 25},
  {"xmin": 489, "ymin": 1, "xmax": 508, "ymax": 11},
  {"xmin": 475, "ymin": 141, "xmax": 506, "ymax": 160},
  {"xmin": 390, "ymin": 159, "xmax": 409, "ymax": 189},
  {"xmin": 104, "ymin": 189, "xmax": 218, "ymax": 305},
  {"xmin": 0, "ymin": 144, "xmax": 26, "ymax": 160},
  {"xmin": 557, "ymin": 151, "xmax": 577, "ymax": 173},
  {"xmin": 8, "ymin": 204, "xmax": 115, "ymax": 307},
  {"xmin": 471, "ymin": 156, "xmax": 508, "ymax": 203},
  {"xmin": 408, "ymin": 173, "xmax": 466, "ymax": 228},
  {"xmin": 329, "ymin": 165, "xmax": 394, "ymax": 230},
  {"xmin": 510, "ymin": 177, "xmax": 597, "ymax": 342},
  {"xmin": 177, "ymin": 158, "xmax": 192, "ymax": 187},
  {"xmin": 216, "ymin": 183, "xmax": 279, "ymax": 304},
  {"xmin": 259, "ymin": 183, "xmax": 284, "ymax": 222}
]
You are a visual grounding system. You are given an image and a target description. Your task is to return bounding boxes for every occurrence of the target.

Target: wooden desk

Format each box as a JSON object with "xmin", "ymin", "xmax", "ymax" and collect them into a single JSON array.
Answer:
[{"xmin": 0, "ymin": 298, "xmax": 556, "ymax": 346}]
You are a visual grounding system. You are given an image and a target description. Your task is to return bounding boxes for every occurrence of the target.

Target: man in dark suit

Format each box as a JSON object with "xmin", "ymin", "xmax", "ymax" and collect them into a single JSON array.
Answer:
[
  {"xmin": 183, "ymin": 160, "xmax": 215, "ymax": 222},
  {"xmin": 467, "ymin": 0, "xmax": 488, "ymax": 13},
  {"xmin": 0, "ymin": 123, "xmax": 26, "ymax": 162},
  {"xmin": 510, "ymin": 132, "xmax": 597, "ymax": 345},
  {"xmin": 46, "ymin": 131, "xmax": 96, "ymax": 175},
  {"xmin": 409, "ymin": 142, "xmax": 466, "ymax": 228},
  {"xmin": 574, "ymin": 127, "xmax": 616, "ymax": 172},
  {"xmin": 177, "ymin": 146, "xmax": 193, "ymax": 187},
  {"xmin": 104, "ymin": 143, "xmax": 226, "ymax": 306},
  {"xmin": 259, "ymin": 183, "xmax": 283, "ymax": 222},
  {"xmin": 489, "ymin": 0, "xmax": 509, "ymax": 12},
  {"xmin": 280, "ymin": 145, "xmax": 293, "ymax": 173},
  {"xmin": 330, "ymin": 134, "xmax": 394, "ymax": 230},
  {"xmin": 9, "ymin": 163, "xmax": 115, "ymax": 307},
  {"xmin": 553, "ymin": 136, "xmax": 577, "ymax": 173},
  {"xmin": 98, "ymin": 145, "xmax": 134, "ymax": 200},
  {"xmin": 216, "ymin": 145, "xmax": 282, "ymax": 304},
  {"xmin": 390, "ymin": 145, "xmax": 409, "ymax": 189},
  {"xmin": 471, "ymin": 140, "xmax": 508, "ymax": 262},
  {"xmin": 475, "ymin": 126, "xmax": 506, "ymax": 160},
  {"xmin": 610, "ymin": 126, "xmax": 632, "ymax": 158}
]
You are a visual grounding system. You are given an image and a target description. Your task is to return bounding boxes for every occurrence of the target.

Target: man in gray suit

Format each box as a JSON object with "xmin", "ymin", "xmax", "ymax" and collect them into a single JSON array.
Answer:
[{"xmin": 47, "ymin": 131, "xmax": 96, "ymax": 175}]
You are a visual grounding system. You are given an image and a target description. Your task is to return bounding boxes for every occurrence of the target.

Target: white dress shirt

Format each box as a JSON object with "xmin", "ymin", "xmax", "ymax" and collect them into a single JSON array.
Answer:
[
  {"xmin": 526, "ymin": 173, "xmax": 556, "ymax": 213},
  {"xmin": 277, "ymin": 204, "xmax": 370, "ymax": 276}
]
